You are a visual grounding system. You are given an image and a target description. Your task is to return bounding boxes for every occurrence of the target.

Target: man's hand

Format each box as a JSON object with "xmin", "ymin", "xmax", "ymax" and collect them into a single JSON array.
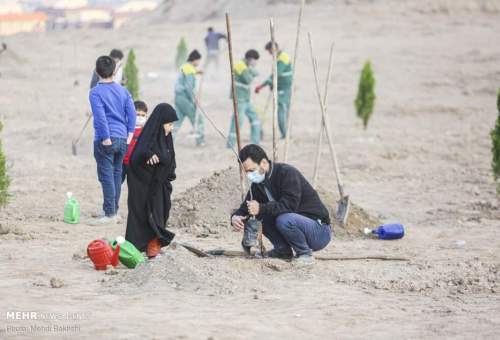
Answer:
[
  {"xmin": 126, "ymin": 132, "xmax": 133, "ymax": 145},
  {"xmin": 231, "ymin": 215, "xmax": 245, "ymax": 231},
  {"xmin": 102, "ymin": 138, "xmax": 112, "ymax": 146},
  {"xmin": 197, "ymin": 70, "xmax": 204, "ymax": 75},
  {"xmin": 147, "ymin": 154, "xmax": 160, "ymax": 165},
  {"xmin": 254, "ymin": 84, "xmax": 265, "ymax": 94},
  {"xmin": 246, "ymin": 200, "xmax": 260, "ymax": 216}
]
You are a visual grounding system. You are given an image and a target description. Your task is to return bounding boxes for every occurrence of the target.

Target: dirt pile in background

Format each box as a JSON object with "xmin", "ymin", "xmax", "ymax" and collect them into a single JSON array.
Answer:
[
  {"xmin": 152, "ymin": 0, "xmax": 301, "ymax": 22},
  {"xmin": 169, "ymin": 167, "xmax": 241, "ymax": 236},
  {"xmin": 170, "ymin": 167, "xmax": 381, "ymax": 238},
  {"xmin": 138, "ymin": 0, "xmax": 499, "ymax": 26},
  {"xmin": 406, "ymin": 0, "xmax": 500, "ymax": 14},
  {"xmin": 317, "ymin": 188, "xmax": 381, "ymax": 238}
]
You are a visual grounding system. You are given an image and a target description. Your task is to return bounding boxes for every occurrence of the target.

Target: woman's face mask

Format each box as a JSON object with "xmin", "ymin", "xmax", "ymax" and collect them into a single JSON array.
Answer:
[{"xmin": 247, "ymin": 167, "xmax": 265, "ymax": 184}]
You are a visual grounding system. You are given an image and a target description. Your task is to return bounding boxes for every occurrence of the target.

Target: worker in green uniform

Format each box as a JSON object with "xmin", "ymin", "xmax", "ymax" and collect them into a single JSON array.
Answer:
[
  {"xmin": 255, "ymin": 42, "xmax": 293, "ymax": 139},
  {"xmin": 174, "ymin": 50, "xmax": 205, "ymax": 146},
  {"xmin": 227, "ymin": 49, "xmax": 262, "ymax": 149}
]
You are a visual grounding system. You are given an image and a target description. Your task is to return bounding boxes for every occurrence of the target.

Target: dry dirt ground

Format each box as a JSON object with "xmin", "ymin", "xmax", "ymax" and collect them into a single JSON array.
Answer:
[{"xmin": 0, "ymin": 1, "xmax": 499, "ymax": 339}]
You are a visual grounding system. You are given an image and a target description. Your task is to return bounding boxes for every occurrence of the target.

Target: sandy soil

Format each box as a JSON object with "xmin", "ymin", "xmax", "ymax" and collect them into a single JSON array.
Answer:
[{"xmin": 0, "ymin": 0, "xmax": 499, "ymax": 339}]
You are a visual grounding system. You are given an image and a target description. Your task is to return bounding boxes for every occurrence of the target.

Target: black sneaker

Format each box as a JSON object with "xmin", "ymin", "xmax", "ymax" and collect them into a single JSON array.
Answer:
[{"xmin": 264, "ymin": 248, "xmax": 293, "ymax": 260}]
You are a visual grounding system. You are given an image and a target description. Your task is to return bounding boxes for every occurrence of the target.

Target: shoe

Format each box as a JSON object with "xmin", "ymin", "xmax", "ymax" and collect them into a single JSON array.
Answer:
[
  {"xmin": 264, "ymin": 248, "xmax": 293, "ymax": 260},
  {"xmin": 88, "ymin": 215, "xmax": 117, "ymax": 226},
  {"xmin": 294, "ymin": 254, "xmax": 315, "ymax": 266},
  {"xmin": 147, "ymin": 238, "xmax": 161, "ymax": 258},
  {"xmin": 91, "ymin": 210, "xmax": 105, "ymax": 218},
  {"xmin": 91, "ymin": 210, "xmax": 122, "ymax": 222}
]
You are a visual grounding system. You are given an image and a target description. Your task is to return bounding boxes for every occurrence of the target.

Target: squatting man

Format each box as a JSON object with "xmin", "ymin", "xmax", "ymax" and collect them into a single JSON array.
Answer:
[{"xmin": 231, "ymin": 144, "xmax": 332, "ymax": 265}]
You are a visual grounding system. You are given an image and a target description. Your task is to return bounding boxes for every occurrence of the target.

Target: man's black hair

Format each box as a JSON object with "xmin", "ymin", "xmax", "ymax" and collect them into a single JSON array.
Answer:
[
  {"xmin": 239, "ymin": 144, "xmax": 269, "ymax": 164},
  {"xmin": 265, "ymin": 41, "xmax": 279, "ymax": 51},
  {"xmin": 134, "ymin": 100, "xmax": 148, "ymax": 113},
  {"xmin": 95, "ymin": 56, "xmax": 116, "ymax": 79},
  {"xmin": 109, "ymin": 49, "xmax": 124, "ymax": 60},
  {"xmin": 245, "ymin": 49, "xmax": 260, "ymax": 60},
  {"xmin": 187, "ymin": 49, "xmax": 202, "ymax": 62},
  {"xmin": 207, "ymin": 27, "xmax": 213, "ymax": 32}
]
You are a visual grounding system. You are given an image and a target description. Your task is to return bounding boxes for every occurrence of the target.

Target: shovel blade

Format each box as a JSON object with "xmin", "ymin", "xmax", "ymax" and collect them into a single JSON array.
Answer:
[
  {"xmin": 336, "ymin": 195, "xmax": 350, "ymax": 226},
  {"xmin": 179, "ymin": 243, "xmax": 210, "ymax": 257},
  {"xmin": 71, "ymin": 141, "xmax": 77, "ymax": 156}
]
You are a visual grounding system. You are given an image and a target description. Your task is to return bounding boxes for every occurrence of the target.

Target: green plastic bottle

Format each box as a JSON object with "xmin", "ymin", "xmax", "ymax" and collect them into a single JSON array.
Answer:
[
  {"xmin": 64, "ymin": 192, "xmax": 80, "ymax": 224},
  {"xmin": 111, "ymin": 236, "xmax": 145, "ymax": 269}
]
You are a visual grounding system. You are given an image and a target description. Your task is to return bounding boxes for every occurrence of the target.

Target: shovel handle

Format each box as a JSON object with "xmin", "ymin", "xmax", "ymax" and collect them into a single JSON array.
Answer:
[{"xmin": 74, "ymin": 113, "xmax": 92, "ymax": 145}]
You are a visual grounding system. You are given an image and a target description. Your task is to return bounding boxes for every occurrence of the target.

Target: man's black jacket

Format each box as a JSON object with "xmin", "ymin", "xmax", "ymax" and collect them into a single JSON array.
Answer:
[{"xmin": 233, "ymin": 162, "xmax": 331, "ymax": 224}]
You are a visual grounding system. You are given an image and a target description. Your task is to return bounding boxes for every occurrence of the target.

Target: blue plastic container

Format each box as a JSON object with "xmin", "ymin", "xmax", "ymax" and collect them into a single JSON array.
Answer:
[{"xmin": 365, "ymin": 223, "xmax": 405, "ymax": 240}]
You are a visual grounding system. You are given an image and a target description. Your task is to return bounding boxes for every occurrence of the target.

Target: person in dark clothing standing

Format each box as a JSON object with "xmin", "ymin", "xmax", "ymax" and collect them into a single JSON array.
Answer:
[
  {"xmin": 231, "ymin": 144, "xmax": 332, "ymax": 265},
  {"xmin": 126, "ymin": 103, "xmax": 178, "ymax": 258},
  {"xmin": 204, "ymin": 27, "xmax": 226, "ymax": 71}
]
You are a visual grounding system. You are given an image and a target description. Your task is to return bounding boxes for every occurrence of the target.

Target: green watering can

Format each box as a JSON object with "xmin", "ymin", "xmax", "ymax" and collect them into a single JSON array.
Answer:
[
  {"xmin": 64, "ymin": 192, "xmax": 80, "ymax": 224},
  {"xmin": 110, "ymin": 237, "xmax": 145, "ymax": 269}
]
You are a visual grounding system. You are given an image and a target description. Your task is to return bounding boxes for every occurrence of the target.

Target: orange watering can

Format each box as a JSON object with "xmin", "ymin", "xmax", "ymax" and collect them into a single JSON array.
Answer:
[{"xmin": 87, "ymin": 237, "xmax": 124, "ymax": 270}]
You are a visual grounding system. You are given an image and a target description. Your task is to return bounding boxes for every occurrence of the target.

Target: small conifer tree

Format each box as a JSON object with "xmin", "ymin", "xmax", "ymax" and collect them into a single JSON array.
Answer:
[
  {"xmin": 124, "ymin": 49, "xmax": 139, "ymax": 100},
  {"xmin": 0, "ymin": 120, "xmax": 9, "ymax": 208},
  {"xmin": 491, "ymin": 88, "xmax": 500, "ymax": 193},
  {"xmin": 175, "ymin": 37, "xmax": 188, "ymax": 69},
  {"xmin": 355, "ymin": 61, "xmax": 376, "ymax": 129}
]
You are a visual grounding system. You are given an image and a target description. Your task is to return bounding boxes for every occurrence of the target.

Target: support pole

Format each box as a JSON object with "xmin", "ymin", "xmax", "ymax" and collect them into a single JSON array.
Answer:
[
  {"xmin": 312, "ymin": 43, "xmax": 334, "ymax": 188},
  {"xmin": 270, "ymin": 17, "xmax": 278, "ymax": 162},
  {"xmin": 226, "ymin": 13, "xmax": 245, "ymax": 197},
  {"xmin": 283, "ymin": 0, "xmax": 305, "ymax": 161},
  {"xmin": 308, "ymin": 33, "xmax": 347, "ymax": 201}
]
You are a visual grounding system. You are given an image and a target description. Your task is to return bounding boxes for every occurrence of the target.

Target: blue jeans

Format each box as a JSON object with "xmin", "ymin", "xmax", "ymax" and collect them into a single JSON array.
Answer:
[
  {"xmin": 94, "ymin": 137, "xmax": 127, "ymax": 217},
  {"xmin": 263, "ymin": 213, "xmax": 332, "ymax": 256},
  {"xmin": 278, "ymin": 89, "xmax": 291, "ymax": 139}
]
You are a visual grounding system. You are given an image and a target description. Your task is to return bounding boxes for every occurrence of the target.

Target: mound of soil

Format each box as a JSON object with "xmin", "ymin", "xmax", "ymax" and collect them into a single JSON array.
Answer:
[
  {"xmin": 170, "ymin": 167, "xmax": 380, "ymax": 238},
  {"xmin": 103, "ymin": 242, "xmax": 295, "ymax": 295},
  {"xmin": 104, "ymin": 243, "xmax": 237, "ymax": 294}
]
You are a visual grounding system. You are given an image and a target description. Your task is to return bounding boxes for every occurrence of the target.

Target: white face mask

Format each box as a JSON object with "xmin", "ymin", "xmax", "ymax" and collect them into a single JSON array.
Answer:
[
  {"xmin": 136, "ymin": 116, "xmax": 147, "ymax": 127},
  {"xmin": 247, "ymin": 167, "xmax": 265, "ymax": 184}
]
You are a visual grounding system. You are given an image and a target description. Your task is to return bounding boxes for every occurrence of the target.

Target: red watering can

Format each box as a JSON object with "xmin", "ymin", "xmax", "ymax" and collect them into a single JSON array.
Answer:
[{"xmin": 87, "ymin": 238, "xmax": 122, "ymax": 270}]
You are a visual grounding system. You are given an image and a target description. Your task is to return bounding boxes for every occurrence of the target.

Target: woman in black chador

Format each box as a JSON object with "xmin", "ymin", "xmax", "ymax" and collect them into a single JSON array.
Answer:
[{"xmin": 126, "ymin": 103, "xmax": 178, "ymax": 258}]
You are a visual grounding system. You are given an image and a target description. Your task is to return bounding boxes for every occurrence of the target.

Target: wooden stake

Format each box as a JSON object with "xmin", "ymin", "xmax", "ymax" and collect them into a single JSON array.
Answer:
[
  {"xmin": 270, "ymin": 17, "xmax": 278, "ymax": 162},
  {"xmin": 226, "ymin": 13, "xmax": 245, "ymax": 197},
  {"xmin": 312, "ymin": 43, "xmax": 334, "ymax": 188},
  {"xmin": 204, "ymin": 249, "xmax": 409, "ymax": 261},
  {"xmin": 308, "ymin": 33, "xmax": 347, "ymax": 200},
  {"xmin": 283, "ymin": 0, "xmax": 305, "ymax": 161}
]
